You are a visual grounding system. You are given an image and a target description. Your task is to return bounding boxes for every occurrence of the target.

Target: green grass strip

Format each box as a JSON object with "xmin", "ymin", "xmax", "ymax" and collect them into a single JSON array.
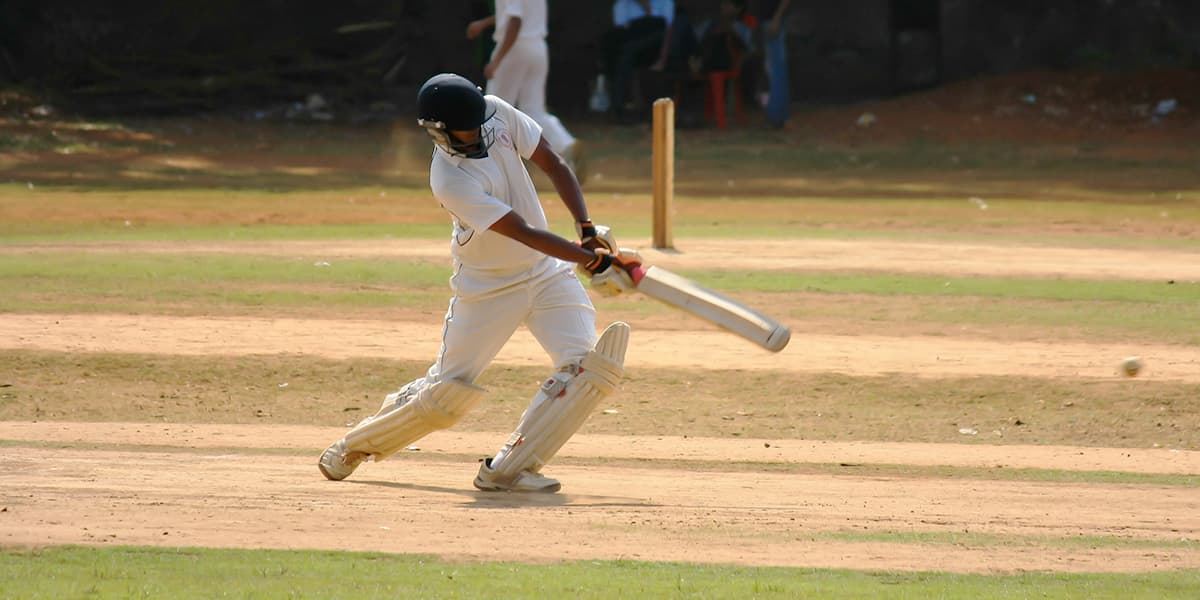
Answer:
[
  {"xmin": 0, "ymin": 253, "xmax": 450, "ymax": 286},
  {"xmin": 692, "ymin": 270, "xmax": 1200, "ymax": 301},
  {"xmin": 0, "ymin": 253, "xmax": 453, "ymax": 315},
  {"xmin": 3, "ymin": 252, "xmax": 1196, "ymax": 343},
  {"xmin": 1, "ymin": 546, "xmax": 1197, "ymax": 599},
  {"xmin": 6, "ymin": 220, "xmax": 1200, "ymax": 250},
  {"xmin": 0, "ymin": 222, "xmax": 454, "ymax": 242},
  {"xmin": 2, "ymin": 253, "xmax": 1197, "ymax": 302}
]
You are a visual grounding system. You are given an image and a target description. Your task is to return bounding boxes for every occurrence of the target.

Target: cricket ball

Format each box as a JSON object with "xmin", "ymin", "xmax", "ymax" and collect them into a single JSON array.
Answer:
[{"xmin": 1119, "ymin": 356, "xmax": 1143, "ymax": 378}]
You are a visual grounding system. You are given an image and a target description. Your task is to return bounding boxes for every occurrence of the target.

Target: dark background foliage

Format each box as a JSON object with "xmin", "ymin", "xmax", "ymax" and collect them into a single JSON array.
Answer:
[{"xmin": 1, "ymin": 0, "xmax": 1197, "ymax": 115}]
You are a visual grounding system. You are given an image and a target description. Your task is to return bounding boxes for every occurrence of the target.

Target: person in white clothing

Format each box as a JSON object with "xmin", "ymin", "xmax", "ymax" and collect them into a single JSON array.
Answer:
[
  {"xmin": 466, "ymin": 0, "xmax": 585, "ymax": 180},
  {"xmin": 317, "ymin": 73, "xmax": 640, "ymax": 493}
]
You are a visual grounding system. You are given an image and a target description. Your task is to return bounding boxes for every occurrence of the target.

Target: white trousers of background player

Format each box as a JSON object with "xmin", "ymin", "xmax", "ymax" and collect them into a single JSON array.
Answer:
[
  {"xmin": 424, "ymin": 260, "xmax": 596, "ymax": 387},
  {"xmin": 486, "ymin": 38, "xmax": 576, "ymax": 154}
]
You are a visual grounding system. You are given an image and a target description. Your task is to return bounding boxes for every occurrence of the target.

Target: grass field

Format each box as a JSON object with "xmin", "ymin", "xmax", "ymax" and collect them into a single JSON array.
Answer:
[
  {"xmin": 3, "ymin": 546, "xmax": 1199, "ymax": 599},
  {"xmin": 2, "ymin": 83, "xmax": 1200, "ymax": 597}
]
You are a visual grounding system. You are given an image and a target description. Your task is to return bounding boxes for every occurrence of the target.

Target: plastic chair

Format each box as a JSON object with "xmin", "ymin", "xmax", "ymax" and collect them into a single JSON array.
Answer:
[{"xmin": 702, "ymin": 14, "xmax": 757, "ymax": 129}]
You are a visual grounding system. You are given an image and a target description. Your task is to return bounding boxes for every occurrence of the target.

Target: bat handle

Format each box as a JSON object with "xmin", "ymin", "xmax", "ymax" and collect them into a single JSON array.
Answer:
[{"xmin": 627, "ymin": 264, "xmax": 647, "ymax": 285}]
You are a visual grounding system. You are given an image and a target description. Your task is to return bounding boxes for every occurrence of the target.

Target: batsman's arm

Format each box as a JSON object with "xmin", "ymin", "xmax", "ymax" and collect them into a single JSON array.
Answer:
[
  {"xmin": 529, "ymin": 137, "xmax": 587, "ymax": 225},
  {"xmin": 488, "ymin": 211, "xmax": 637, "ymax": 275},
  {"xmin": 528, "ymin": 137, "xmax": 612, "ymax": 251}
]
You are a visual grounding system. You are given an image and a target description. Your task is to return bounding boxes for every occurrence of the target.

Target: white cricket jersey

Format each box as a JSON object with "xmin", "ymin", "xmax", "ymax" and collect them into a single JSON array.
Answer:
[
  {"xmin": 493, "ymin": 0, "xmax": 548, "ymax": 41},
  {"xmin": 429, "ymin": 95, "xmax": 553, "ymax": 296}
]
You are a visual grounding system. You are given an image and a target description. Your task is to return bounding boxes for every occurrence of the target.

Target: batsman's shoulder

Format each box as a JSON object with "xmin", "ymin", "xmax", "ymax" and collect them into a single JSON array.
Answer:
[
  {"xmin": 484, "ymin": 95, "xmax": 517, "ymax": 122},
  {"xmin": 484, "ymin": 94, "xmax": 515, "ymax": 112}
]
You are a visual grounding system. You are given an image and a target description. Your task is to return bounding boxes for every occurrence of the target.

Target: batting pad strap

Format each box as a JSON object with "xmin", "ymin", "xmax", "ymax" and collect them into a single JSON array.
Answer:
[
  {"xmin": 579, "ymin": 346, "xmax": 623, "ymax": 395},
  {"xmin": 489, "ymin": 322, "xmax": 630, "ymax": 481},
  {"xmin": 344, "ymin": 378, "xmax": 486, "ymax": 462}
]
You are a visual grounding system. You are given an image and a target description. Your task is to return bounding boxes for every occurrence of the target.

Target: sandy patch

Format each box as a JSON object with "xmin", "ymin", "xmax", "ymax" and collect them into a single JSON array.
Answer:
[
  {"xmin": 3, "ymin": 313, "xmax": 1198, "ymax": 381},
  {"xmin": 2, "ymin": 426, "xmax": 1197, "ymax": 573}
]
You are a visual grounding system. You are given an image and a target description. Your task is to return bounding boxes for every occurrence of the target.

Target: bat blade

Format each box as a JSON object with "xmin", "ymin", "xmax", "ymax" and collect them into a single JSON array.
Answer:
[{"xmin": 631, "ymin": 265, "xmax": 790, "ymax": 352}]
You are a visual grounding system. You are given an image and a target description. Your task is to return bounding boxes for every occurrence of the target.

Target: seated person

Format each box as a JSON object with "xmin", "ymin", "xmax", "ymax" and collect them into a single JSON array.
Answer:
[
  {"xmin": 693, "ymin": 0, "xmax": 754, "ymax": 75},
  {"xmin": 601, "ymin": 0, "xmax": 678, "ymax": 118}
]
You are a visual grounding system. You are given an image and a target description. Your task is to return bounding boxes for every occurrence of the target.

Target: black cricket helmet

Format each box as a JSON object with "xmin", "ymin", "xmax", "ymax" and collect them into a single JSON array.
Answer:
[{"xmin": 416, "ymin": 73, "xmax": 496, "ymax": 158}]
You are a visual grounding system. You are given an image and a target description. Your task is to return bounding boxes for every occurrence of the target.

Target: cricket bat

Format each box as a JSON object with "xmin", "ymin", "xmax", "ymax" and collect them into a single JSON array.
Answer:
[{"xmin": 626, "ymin": 263, "xmax": 791, "ymax": 353}]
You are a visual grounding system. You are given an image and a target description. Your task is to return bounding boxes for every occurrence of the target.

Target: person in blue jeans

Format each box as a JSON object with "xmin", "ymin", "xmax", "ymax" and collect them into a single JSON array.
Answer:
[{"xmin": 757, "ymin": 0, "xmax": 792, "ymax": 128}]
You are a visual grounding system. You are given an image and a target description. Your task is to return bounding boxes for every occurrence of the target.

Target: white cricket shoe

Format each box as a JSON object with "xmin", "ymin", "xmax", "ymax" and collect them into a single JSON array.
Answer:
[
  {"xmin": 318, "ymin": 439, "xmax": 366, "ymax": 481},
  {"xmin": 473, "ymin": 458, "xmax": 561, "ymax": 493}
]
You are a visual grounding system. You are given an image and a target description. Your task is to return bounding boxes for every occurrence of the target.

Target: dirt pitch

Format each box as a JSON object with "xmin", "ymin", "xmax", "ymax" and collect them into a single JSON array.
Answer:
[
  {"xmin": 2, "ymin": 239, "xmax": 1199, "ymax": 574},
  {"xmin": 3, "ymin": 67, "xmax": 1199, "ymax": 573}
]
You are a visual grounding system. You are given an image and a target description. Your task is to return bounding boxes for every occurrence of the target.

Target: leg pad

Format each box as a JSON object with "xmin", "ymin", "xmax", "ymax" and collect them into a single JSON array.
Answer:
[
  {"xmin": 344, "ymin": 378, "xmax": 486, "ymax": 462},
  {"xmin": 488, "ymin": 322, "xmax": 630, "ymax": 483}
]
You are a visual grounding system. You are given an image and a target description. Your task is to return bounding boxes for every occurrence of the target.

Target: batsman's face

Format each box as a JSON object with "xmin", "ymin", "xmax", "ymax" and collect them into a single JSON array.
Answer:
[
  {"xmin": 449, "ymin": 128, "xmax": 480, "ymax": 147},
  {"xmin": 450, "ymin": 128, "xmax": 480, "ymax": 141},
  {"xmin": 448, "ymin": 127, "xmax": 492, "ymax": 159}
]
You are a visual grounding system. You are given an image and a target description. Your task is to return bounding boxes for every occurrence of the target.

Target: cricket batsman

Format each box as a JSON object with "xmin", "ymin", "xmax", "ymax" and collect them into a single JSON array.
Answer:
[{"xmin": 317, "ymin": 73, "xmax": 640, "ymax": 493}]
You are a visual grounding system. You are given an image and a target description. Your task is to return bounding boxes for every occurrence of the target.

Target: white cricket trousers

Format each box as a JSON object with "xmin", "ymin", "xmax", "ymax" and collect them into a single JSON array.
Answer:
[
  {"xmin": 424, "ymin": 260, "xmax": 596, "ymax": 385},
  {"xmin": 486, "ymin": 38, "xmax": 576, "ymax": 153}
]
